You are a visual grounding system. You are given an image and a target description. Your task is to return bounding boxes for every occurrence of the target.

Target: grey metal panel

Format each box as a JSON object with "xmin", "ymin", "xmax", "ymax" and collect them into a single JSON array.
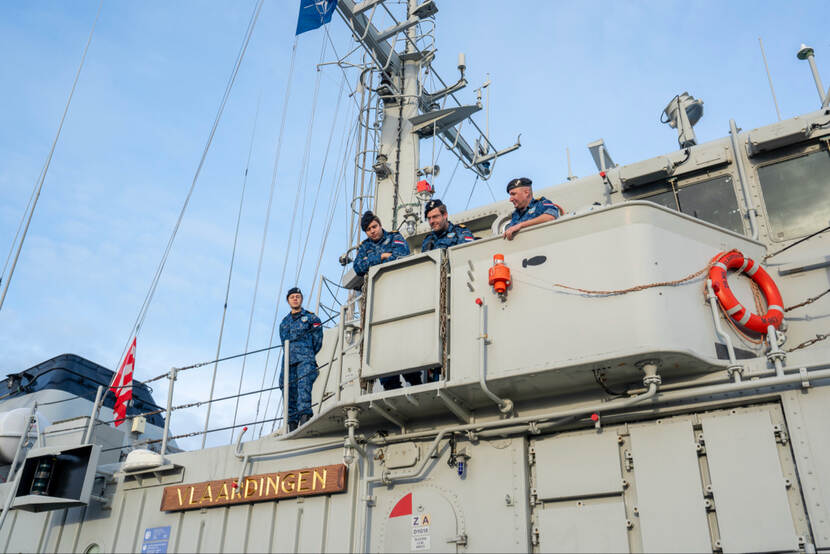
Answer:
[
  {"xmin": 223, "ymin": 503, "xmax": 253, "ymax": 552},
  {"xmin": 537, "ymin": 500, "xmax": 629, "ymax": 553},
  {"xmin": 534, "ymin": 431, "xmax": 622, "ymax": 500},
  {"xmin": 448, "ymin": 203, "xmax": 765, "ymax": 389},
  {"xmin": 377, "ymin": 487, "xmax": 459, "ymax": 553},
  {"xmin": 247, "ymin": 501, "xmax": 277, "ymax": 552},
  {"xmin": 196, "ymin": 502, "xmax": 228, "ymax": 551},
  {"xmin": 444, "ymin": 439, "xmax": 530, "ymax": 552},
  {"xmin": 52, "ymin": 506, "xmax": 84, "ymax": 552},
  {"xmin": 3, "ymin": 510, "xmax": 50, "ymax": 554},
  {"xmin": 782, "ymin": 388, "xmax": 830, "ymax": 548},
  {"xmin": 702, "ymin": 411, "xmax": 798, "ymax": 553},
  {"xmin": 272, "ymin": 498, "xmax": 301, "ymax": 552},
  {"xmin": 619, "ymin": 156, "xmax": 672, "ymax": 190},
  {"xmin": 176, "ymin": 510, "xmax": 206, "ymax": 553},
  {"xmin": 296, "ymin": 497, "xmax": 328, "ymax": 553},
  {"xmin": 369, "ymin": 255, "xmax": 438, "ymax": 322},
  {"xmin": 366, "ymin": 313, "xmax": 436, "ymax": 374},
  {"xmin": 747, "ymin": 116, "xmax": 811, "ymax": 156},
  {"xmin": 323, "ymin": 486, "xmax": 355, "ymax": 553},
  {"xmin": 629, "ymin": 419, "xmax": 711, "ymax": 553},
  {"xmin": 112, "ymin": 489, "xmax": 149, "ymax": 553},
  {"xmin": 363, "ymin": 251, "xmax": 442, "ymax": 378}
]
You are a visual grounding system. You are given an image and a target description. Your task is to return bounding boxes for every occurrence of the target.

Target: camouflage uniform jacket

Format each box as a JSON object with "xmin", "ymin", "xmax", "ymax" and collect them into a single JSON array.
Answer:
[
  {"xmin": 421, "ymin": 221, "xmax": 475, "ymax": 252},
  {"xmin": 353, "ymin": 230, "xmax": 410, "ymax": 276},
  {"xmin": 506, "ymin": 196, "xmax": 561, "ymax": 229},
  {"xmin": 279, "ymin": 308, "xmax": 323, "ymax": 364}
]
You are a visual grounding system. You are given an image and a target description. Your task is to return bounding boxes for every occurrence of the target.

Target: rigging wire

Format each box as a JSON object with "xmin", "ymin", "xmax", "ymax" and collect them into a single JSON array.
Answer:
[
  {"xmin": 258, "ymin": 121, "xmax": 357, "ymax": 437},
  {"xmin": 294, "ymin": 37, "xmax": 329, "ymax": 274},
  {"xmin": 464, "ymin": 175, "xmax": 480, "ymax": 210},
  {"xmin": 440, "ymin": 157, "xmax": 462, "ymax": 199},
  {"xmin": 229, "ymin": 35, "xmax": 299, "ymax": 444},
  {"xmin": 116, "ymin": 0, "xmax": 264, "ymax": 375},
  {"xmin": 248, "ymin": 36, "xmax": 328, "ymax": 437},
  {"xmin": 307, "ymin": 120, "xmax": 357, "ymax": 300},
  {"xmin": 1, "ymin": 173, "xmax": 38, "ymax": 287},
  {"xmin": 0, "ymin": 0, "xmax": 103, "ymax": 313},
  {"xmin": 294, "ymin": 74, "xmax": 346, "ymax": 284},
  {"xmin": 200, "ymin": 92, "xmax": 261, "ymax": 448}
]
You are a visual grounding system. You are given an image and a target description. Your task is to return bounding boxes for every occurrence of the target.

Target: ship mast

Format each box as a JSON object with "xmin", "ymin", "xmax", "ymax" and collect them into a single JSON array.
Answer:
[
  {"xmin": 372, "ymin": 0, "xmax": 421, "ymax": 231},
  {"xmin": 335, "ymin": 0, "xmax": 521, "ymax": 236}
]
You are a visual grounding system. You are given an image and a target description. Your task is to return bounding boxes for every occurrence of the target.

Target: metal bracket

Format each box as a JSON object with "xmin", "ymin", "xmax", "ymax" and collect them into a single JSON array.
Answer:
[
  {"xmin": 369, "ymin": 401, "xmax": 406, "ymax": 433},
  {"xmin": 436, "ymin": 389, "xmax": 471, "ymax": 424},
  {"xmin": 773, "ymin": 424, "xmax": 789, "ymax": 445},
  {"xmin": 446, "ymin": 533, "xmax": 468, "ymax": 546},
  {"xmin": 726, "ymin": 365, "xmax": 744, "ymax": 379},
  {"xmin": 623, "ymin": 450, "xmax": 634, "ymax": 471},
  {"xmin": 799, "ymin": 367, "xmax": 811, "ymax": 388}
]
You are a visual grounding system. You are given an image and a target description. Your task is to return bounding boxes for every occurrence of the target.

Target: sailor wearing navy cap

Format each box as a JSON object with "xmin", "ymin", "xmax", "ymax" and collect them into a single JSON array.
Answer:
[
  {"xmin": 352, "ymin": 211, "xmax": 421, "ymax": 390},
  {"xmin": 278, "ymin": 287, "xmax": 323, "ymax": 431},
  {"xmin": 421, "ymin": 199, "xmax": 475, "ymax": 252},
  {"xmin": 353, "ymin": 211, "xmax": 411, "ymax": 276},
  {"xmin": 503, "ymin": 177, "xmax": 562, "ymax": 240}
]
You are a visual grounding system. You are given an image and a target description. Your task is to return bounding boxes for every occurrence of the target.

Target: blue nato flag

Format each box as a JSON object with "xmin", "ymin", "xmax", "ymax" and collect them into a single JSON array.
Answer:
[{"xmin": 296, "ymin": 0, "xmax": 339, "ymax": 35}]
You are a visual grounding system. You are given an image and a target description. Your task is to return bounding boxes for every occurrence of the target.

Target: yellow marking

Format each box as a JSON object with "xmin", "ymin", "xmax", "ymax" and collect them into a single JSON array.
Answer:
[
  {"xmin": 245, "ymin": 479, "xmax": 258, "ymax": 498},
  {"xmin": 312, "ymin": 469, "xmax": 327, "ymax": 490},
  {"xmin": 281, "ymin": 473, "xmax": 296, "ymax": 493},
  {"xmin": 266, "ymin": 475, "xmax": 279, "ymax": 496}
]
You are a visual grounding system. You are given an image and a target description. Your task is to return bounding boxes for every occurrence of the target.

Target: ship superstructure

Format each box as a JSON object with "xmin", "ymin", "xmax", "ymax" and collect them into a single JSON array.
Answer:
[{"xmin": 1, "ymin": 1, "xmax": 829, "ymax": 553}]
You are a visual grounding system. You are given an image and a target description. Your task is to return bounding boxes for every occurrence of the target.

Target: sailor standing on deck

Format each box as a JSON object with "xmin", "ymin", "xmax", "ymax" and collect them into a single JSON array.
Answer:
[
  {"xmin": 420, "ymin": 199, "xmax": 475, "ymax": 252},
  {"xmin": 503, "ymin": 177, "xmax": 561, "ymax": 240},
  {"xmin": 353, "ymin": 211, "xmax": 421, "ymax": 390},
  {"xmin": 278, "ymin": 287, "xmax": 323, "ymax": 431}
]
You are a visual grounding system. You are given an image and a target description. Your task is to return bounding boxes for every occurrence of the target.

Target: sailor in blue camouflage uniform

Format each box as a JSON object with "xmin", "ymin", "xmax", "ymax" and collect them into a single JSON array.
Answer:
[
  {"xmin": 353, "ymin": 211, "xmax": 411, "ymax": 276},
  {"xmin": 503, "ymin": 177, "xmax": 562, "ymax": 241},
  {"xmin": 278, "ymin": 287, "xmax": 323, "ymax": 431},
  {"xmin": 353, "ymin": 211, "xmax": 420, "ymax": 389},
  {"xmin": 420, "ymin": 199, "xmax": 475, "ymax": 252}
]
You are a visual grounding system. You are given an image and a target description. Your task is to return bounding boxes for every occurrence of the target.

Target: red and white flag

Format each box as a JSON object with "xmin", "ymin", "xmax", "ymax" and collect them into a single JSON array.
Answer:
[{"xmin": 110, "ymin": 337, "xmax": 136, "ymax": 427}]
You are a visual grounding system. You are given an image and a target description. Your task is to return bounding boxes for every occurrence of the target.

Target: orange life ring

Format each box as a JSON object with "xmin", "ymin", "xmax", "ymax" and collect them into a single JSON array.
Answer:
[{"xmin": 709, "ymin": 250, "xmax": 784, "ymax": 333}]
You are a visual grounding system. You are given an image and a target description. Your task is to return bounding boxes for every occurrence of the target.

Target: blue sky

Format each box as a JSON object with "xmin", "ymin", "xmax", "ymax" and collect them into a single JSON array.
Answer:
[{"xmin": 1, "ymin": 1, "xmax": 827, "ymax": 448}]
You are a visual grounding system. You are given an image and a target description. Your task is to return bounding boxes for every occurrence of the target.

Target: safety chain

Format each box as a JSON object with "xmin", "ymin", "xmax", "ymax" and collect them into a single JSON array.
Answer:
[
  {"xmin": 785, "ymin": 287, "xmax": 830, "ymax": 312},
  {"xmin": 439, "ymin": 253, "xmax": 449, "ymax": 377},
  {"xmin": 359, "ymin": 280, "xmax": 368, "ymax": 388},
  {"xmin": 548, "ymin": 250, "xmax": 734, "ymax": 296},
  {"xmin": 391, "ymin": 66, "xmax": 404, "ymax": 229},
  {"xmin": 787, "ymin": 333, "xmax": 830, "ymax": 353}
]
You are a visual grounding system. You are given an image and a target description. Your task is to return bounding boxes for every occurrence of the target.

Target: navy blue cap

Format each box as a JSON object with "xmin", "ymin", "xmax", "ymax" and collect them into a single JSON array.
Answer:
[
  {"xmin": 361, "ymin": 211, "xmax": 379, "ymax": 232},
  {"xmin": 286, "ymin": 287, "xmax": 302, "ymax": 300},
  {"xmin": 506, "ymin": 177, "xmax": 532, "ymax": 193},
  {"xmin": 424, "ymin": 198, "xmax": 445, "ymax": 218}
]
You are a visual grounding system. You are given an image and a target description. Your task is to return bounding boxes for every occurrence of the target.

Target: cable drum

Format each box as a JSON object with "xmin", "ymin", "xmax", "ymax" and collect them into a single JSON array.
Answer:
[{"xmin": 709, "ymin": 250, "xmax": 784, "ymax": 333}]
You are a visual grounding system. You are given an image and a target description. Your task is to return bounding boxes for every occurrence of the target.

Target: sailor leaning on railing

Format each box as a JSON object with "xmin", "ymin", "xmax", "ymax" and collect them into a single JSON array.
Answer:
[{"xmin": 502, "ymin": 177, "xmax": 562, "ymax": 240}]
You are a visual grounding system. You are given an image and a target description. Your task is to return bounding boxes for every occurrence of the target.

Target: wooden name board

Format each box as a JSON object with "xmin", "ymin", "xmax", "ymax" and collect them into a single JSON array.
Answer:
[{"xmin": 160, "ymin": 463, "xmax": 347, "ymax": 512}]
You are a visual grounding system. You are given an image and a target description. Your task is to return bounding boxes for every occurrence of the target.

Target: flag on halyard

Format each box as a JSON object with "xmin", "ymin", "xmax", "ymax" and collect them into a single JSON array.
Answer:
[
  {"xmin": 296, "ymin": 0, "xmax": 338, "ymax": 35},
  {"xmin": 110, "ymin": 337, "xmax": 136, "ymax": 427}
]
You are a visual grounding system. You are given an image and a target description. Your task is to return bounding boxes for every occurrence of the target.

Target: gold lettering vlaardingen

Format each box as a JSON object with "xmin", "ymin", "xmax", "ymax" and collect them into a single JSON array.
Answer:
[{"xmin": 159, "ymin": 464, "xmax": 348, "ymax": 512}]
